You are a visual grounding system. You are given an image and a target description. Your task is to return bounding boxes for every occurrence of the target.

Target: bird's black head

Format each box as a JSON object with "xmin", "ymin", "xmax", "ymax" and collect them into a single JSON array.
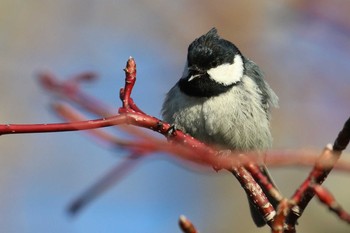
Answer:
[
  {"xmin": 187, "ymin": 28, "xmax": 240, "ymax": 71},
  {"xmin": 179, "ymin": 28, "xmax": 244, "ymax": 97}
]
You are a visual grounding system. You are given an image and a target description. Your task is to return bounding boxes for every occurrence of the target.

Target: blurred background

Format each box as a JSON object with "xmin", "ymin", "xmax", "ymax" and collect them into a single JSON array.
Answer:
[{"xmin": 0, "ymin": 0, "xmax": 350, "ymax": 232}]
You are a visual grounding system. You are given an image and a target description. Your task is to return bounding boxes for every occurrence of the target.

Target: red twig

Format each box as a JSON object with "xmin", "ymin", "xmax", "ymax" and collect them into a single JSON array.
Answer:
[
  {"xmin": 52, "ymin": 102, "xmax": 158, "ymax": 153},
  {"xmin": 265, "ymin": 151, "xmax": 350, "ymax": 172},
  {"xmin": 272, "ymin": 199, "xmax": 294, "ymax": 233},
  {"xmin": 119, "ymin": 57, "xmax": 144, "ymax": 113},
  {"xmin": 287, "ymin": 117, "xmax": 350, "ymax": 227},
  {"xmin": 0, "ymin": 115, "xmax": 127, "ymax": 135},
  {"xmin": 242, "ymin": 156, "xmax": 283, "ymax": 204},
  {"xmin": 287, "ymin": 145, "xmax": 340, "ymax": 226},
  {"xmin": 179, "ymin": 215, "xmax": 199, "ymax": 233},
  {"xmin": 68, "ymin": 153, "xmax": 143, "ymax": 215},
  {"xmin": 232, "ymin": 165, "xmax": 276, "ymax": 227},
  {"xmin": 38, "ymin": 71, "xmax": 112, "ymax": 117},
  {"xmin": 313, "ymin": 185, "xmax": 350, "ymax": 223}
]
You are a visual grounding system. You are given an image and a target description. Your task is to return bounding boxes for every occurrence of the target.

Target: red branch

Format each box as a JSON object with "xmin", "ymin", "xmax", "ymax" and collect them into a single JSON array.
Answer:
[
  {"xmin": 0, "ymin": 115, "xmax": 126, "ymax": 135},
  {"xmin": 68, "ymin": 153, "xmax": 143, "ymax": 214},
  {"xmin": 272, "ymin": 199, "xmax": 294, "ymax": 233},
  {"xmin": 38, "ymin": 71, "xmax": 112, "ymax": 117},
  {"xmin": 287, "ymin": 145, "xmax": 343, "ymax": 226},
  {"xmin": 119, "ymin": 57, "xmax": 145, "ymax": 114},
  {"xmin": 232, "ymin": 166, "xmax": 276, "ymax": 227},
  {"xmin": 242, "ymin": 156, "xmax": 283, "ymax": 204},
  {"xmin": 313, "ymin": 185, "xmax": 350, "ymax": 223},
  {"xmin": 0, "ymin": 57, "xmax": 349, "ymax": 232}
]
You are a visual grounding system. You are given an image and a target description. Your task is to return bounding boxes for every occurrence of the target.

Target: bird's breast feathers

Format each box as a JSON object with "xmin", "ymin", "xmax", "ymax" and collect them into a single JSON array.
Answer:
[{"xmin": 162, "ymin": 75, "xmax": 273, "ymax": 150}]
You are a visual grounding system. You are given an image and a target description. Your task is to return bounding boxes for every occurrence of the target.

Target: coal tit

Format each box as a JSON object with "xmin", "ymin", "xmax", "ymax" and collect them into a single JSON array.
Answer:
[{"xmin": 161, "ymin": 28, "xmax": 279, "ymax": 226}]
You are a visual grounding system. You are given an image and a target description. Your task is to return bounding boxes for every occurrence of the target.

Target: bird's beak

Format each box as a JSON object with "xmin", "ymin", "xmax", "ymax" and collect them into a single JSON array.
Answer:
[
  {"xmin": 187, "ymin": 74, "xmax": 201, "ymax": 82},
  {"xmin": 186, "ymin": 66, "xmax": 204, "ymax": 82}
]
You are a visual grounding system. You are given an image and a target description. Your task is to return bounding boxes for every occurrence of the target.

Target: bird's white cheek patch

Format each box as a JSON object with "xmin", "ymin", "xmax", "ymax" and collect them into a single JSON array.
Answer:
[{"xmin": 207, "ymin": 55, "xmax": 244, "ymax": 86}]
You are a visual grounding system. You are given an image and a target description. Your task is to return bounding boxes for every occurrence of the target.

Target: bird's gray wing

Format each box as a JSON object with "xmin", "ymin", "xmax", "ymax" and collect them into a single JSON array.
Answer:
[{"xmin": 243, "ymin": 58, "xmax": 279, "ymax": 119}]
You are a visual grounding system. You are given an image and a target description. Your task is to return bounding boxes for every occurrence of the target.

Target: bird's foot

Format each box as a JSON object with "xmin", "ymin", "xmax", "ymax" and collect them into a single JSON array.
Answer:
[{"xmin": 166, "ymin": 124, "xmax": 178, "ymax": 138}]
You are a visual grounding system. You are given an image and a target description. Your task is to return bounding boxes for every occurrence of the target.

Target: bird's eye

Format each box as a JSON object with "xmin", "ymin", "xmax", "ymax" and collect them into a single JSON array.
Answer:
[{"xmin": 210, "ymin": 60, "xmax": 219, "ymax": 68}]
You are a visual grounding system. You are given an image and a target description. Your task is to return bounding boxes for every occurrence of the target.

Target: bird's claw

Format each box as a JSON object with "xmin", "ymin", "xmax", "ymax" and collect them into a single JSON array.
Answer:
[{"xmin": 166, "ymin": 124, "xmax": 178, "ymax": 137}]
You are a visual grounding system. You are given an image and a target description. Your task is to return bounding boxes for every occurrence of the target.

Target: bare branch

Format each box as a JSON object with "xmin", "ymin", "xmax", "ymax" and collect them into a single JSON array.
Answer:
[
  {"xmin": 68, "ymin": 153, "xmax": 143, "ymax": 215},
  {"xmin": 38, "ymin": 71, "xmax": 112, "ymax": 117},
  {"xmin": 1, "ymin": 57, "xmax": 349, "ymax": 232},
  {"xmin": 0, "ymin": 115, "xmax": 128, "ymax": 135},
  {"xmin": 313, "ymin": 185, "xmax": 350, "ymax": 224},
  {"xmin": 232, "ymin": 165, "xmax": 276, "ymax": 227},
  {"xmin": 287, "ymin": 117, "xmax": 350, "ymax": 227},
  {"xmin": 272, "ymin": 199, "xmax": 294, "ymax": 233}
]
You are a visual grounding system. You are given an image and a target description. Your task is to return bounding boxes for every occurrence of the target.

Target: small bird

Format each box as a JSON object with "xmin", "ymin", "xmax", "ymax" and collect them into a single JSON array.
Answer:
[{"xmin": 161, "ymin": 28, "xmax": 279, "ymax": 227}]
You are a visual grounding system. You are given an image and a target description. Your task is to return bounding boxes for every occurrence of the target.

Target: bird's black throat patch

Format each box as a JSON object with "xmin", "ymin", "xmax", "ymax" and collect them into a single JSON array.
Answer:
[{"xmin": 178, "ymin": 73, "xmax": 238, "ymax": 97}]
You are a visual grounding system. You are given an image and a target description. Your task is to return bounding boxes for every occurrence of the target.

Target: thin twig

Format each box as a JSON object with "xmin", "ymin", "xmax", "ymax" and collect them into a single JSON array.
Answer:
[
  {"xmin": 179, "ymin": 215, "xmax": 199, "ymax": 233},
  {"xmin": 232, "ymin": 166, "xmax": 276, "ymax": 227},
  {"xmin": 287, "ymin": 117, "xmax": 350, "ymax": 226},
  {"xmin": 313, "ymin": 185, "xmax": 350, "ymax": 224},
  {"xmin": 68, "ymin": 153, "xmax": 143, "ymax": 215},
  {"xmin": 271, "ymin": 199, "xmax": 294, "ymax": 233}
]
